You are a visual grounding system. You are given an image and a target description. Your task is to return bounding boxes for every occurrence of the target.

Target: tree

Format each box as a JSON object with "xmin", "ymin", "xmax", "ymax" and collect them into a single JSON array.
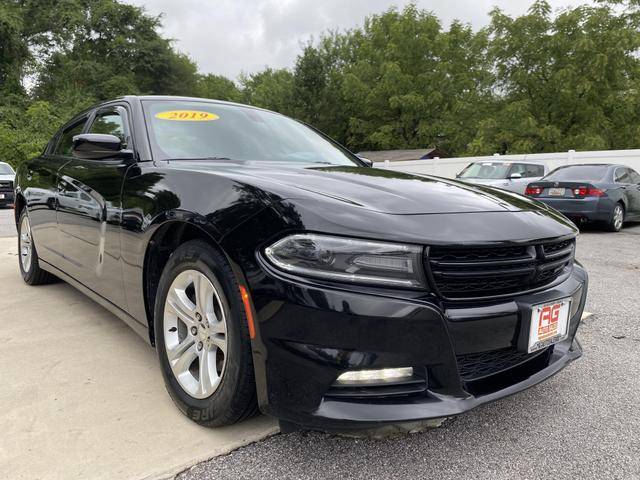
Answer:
[
  {"xmin": 240, "ymin": 68, "xmax": 295, "ymax": 115},
  {"xmin": 33, "ymin": 0, "xmax": 199, "ymax": 101},
  {"xmin": 195, "ymin": 74, "xmax": 242, "ymax": 102},
  {"xmin": 470, "ymin": 0, "xmax": 640, "ymax": 154},
  {"xmin": 0, "ymin": 0, "xmax": 202, "ymax": 167},
  {"xmin": 329, "ymin": 5, "xmax": 493, "ymax": 154}
]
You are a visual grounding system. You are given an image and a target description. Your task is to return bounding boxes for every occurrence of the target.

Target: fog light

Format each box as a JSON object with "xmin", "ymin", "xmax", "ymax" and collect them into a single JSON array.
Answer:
[{"xmin": 335, "ymin": 367, "xmax": 414, "ymax": 384}]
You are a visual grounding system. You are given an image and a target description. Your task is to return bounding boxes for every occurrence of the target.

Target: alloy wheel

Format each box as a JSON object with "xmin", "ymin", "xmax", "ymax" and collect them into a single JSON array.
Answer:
[
  {"xmin": 163, "ymin": 269, "xmax": 228, "ymax": 399},
  {"xmin": 19, "ymin": 215, "xmax": 33, "ymax": 272},
  {"xmin": 613, "ymin": 205, "xmax": 624, "ymax": 231}
]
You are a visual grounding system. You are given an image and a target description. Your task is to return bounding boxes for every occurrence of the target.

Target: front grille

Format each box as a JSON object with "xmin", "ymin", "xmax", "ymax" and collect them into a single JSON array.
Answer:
[
  {"xmin": 0, "ymin": 180, "xmax": 13, "ymax": 192},
  {"xmin": 456, "ymin": 347, "xmax": 550, "ymax": 382},
  {"xmin": 426, "ymin": 238, "xmax": 575, "ymax": 299}
]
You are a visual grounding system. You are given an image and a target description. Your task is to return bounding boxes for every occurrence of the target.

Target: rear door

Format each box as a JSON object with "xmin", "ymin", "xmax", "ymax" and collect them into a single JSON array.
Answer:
[
  {"xmin": 25, "ymin": 117, "xmax": 88, "ymax": 267},
  {"xmin": 56, "ymin": 104, "xmax": 133, "ymax": 308},
  {"xmin": 508, "ymin": 163, "xmax": 545, "ymax": 194}
]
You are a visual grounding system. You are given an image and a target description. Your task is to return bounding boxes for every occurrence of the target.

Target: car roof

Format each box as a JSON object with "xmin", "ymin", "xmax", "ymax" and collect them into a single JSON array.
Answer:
[
  {"xmin": 120, "ymin": 95, "xmax": 270, "ymax": 112},
  {"xmin": 554, "ymin": 163, "xmax": 621, "ymax": 169},
  {"xmin": 471, "ymin": 160, "xmax": 545, "ymax": 165}
]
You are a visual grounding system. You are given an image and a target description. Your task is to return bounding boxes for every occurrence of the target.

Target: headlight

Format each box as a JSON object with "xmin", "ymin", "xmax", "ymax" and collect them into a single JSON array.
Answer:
[{"xmin": 263, "ymin": 233, "xmax": 425, "ymax": 288}]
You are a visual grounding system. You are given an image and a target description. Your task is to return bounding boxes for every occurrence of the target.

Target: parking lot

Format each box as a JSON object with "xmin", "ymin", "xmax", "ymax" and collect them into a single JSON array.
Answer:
[{"xmin": 0, "ymin": 207, "xmax": 639, "ymax": 479}]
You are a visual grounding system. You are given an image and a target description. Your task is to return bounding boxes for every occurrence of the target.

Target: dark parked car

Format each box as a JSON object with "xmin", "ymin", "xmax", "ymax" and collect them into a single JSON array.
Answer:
[
  {"xmin": 0, "ymin": 161, "xmax": 16, "ymax": 207},
  {"xmin": 525, "ymin": 164, "xmax": 640, "ymax": 232},
  {"xmin": 14, "ymin": 96, "xmax": 588, "ymax": 430}
]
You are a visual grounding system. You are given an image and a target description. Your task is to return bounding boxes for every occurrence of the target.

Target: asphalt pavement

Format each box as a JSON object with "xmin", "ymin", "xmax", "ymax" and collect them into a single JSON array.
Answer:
[
  {"xmin": 1, "ymin": 208, "xmax": 638, "ymax": 479},
  {"xmin": 179, "ymin": 223, "xmax": 640, "ymax": 480}
]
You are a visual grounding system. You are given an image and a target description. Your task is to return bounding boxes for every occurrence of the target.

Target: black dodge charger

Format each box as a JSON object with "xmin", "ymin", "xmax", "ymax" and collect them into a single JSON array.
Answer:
[{"xmin": 14, "ymin": 96, "xmax": 588, "ymax": 430}]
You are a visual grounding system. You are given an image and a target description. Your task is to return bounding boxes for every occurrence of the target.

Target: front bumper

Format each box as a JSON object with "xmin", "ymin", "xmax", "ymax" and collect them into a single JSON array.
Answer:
[
  {"xmin": 251, "ymin": 262, "xmax": 588, "ymax": 430},
  {"xmin": 0, "ymin": 191, "xmax": 14, "ymax": 205},
  {"xmin": 537, "ymin": 197, "xmax": 613, "ymax": 222}
]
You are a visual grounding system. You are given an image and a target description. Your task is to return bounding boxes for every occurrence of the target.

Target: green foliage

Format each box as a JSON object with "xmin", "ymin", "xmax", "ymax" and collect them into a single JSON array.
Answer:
[
  {"xmin": 470, "ymin": 0, "xmax": 640, "ymax": 154},
  {"xmin": 196, "ymin": 74, "xmax": 242, "ymax": 102},
  {"xmin": 240, "ymin": 68, "xmax": 296, "ymax": 115},
  {"xmin": 2, "ymin": 0, "xmax": 640, "ymax": 169}
]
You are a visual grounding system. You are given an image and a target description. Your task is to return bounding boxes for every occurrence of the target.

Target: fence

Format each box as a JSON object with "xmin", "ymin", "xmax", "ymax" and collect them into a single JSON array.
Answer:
[{"xmin": 374, "ymin": 149, "xmax": 640, "ymax": 179}]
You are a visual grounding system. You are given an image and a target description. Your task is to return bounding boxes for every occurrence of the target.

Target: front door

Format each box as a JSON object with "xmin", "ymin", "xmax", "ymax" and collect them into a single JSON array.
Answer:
[{"xmin": 56, "ymin": 105, "xmax": 133, "ymax": 309}]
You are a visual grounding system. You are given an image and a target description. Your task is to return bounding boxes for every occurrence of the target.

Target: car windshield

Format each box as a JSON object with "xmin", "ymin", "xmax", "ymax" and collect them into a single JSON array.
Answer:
[
  {"xmin": 0, "ymin": 163, "xmax": 14, "ymax": 175},
  {"xmin": 544, "ymin": 165, "xmax": 608, "ymax": 182},
  {"xmin": 142, "ymin": 100, "xmax": 359, "ymax": 166},
  {"xmin": 459, "ymin": 162, "xmax": 511, "ymax": 179}
]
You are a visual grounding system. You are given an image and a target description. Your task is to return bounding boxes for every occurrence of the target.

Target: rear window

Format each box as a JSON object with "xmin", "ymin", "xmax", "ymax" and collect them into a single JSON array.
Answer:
[{"xmin": 544, "ymin": 165, "xmax": 609, "ymax": 182}]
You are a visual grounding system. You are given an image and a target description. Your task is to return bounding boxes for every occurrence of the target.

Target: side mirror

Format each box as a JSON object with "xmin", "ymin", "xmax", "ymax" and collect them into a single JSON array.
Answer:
[
  {"xmin": 72, "ymin": 133, "xmax": 132, "ymax": 160},
  {"xmin": 509, "ymin": 172, "xmax": 522, "ymax": 179},
  {"xmin": 357, "ymin": 156, "xmax": 373, "ymax": 167}
]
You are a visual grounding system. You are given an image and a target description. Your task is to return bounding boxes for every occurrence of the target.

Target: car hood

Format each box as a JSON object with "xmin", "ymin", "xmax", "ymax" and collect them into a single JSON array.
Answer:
[
  {"xmin": 0, "ymin": 174, "xmax": 14, "ymax": 182},
  {"xmin": 175, "ymin": 162, "xmax": 549, "ymax": 215}
]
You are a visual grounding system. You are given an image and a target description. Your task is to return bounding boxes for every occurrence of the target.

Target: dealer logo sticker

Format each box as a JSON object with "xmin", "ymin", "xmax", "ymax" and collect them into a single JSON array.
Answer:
[{"xmin": 537, "ymin": 304, "xmax": 560, "ymax": 340}]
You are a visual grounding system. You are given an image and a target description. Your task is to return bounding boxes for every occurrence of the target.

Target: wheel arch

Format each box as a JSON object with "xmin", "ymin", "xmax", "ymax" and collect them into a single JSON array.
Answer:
[
  {"xmin": 142, "ymin": 218, "xmax": 240, "ymax": 346},
  {"xmin": 14, "ymin": 192, "xmax": 26, "ymax": 225}
]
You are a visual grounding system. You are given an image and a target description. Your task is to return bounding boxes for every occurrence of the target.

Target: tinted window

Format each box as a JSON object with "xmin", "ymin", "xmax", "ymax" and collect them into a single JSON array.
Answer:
[
  {"xmin": 0, "ymin": 163, "xmax": 14, "ymax": 174},
  {"xmin": 142, "ymin": 100, "xmax": 359, "ymax": 166},
  {"xmin": 89, "ymin": 111, "xmax": 126, "ymax": 143},
  {"xmin": 55, "ymin": 119, "xmax": 86, "ymax": 156},
  {"xmin": 523, "ymin": 164, "xmax": 544, "ymax": 177},
  {"xmin": 629, "ymin": 169, "xmax": 640, "ymax": 184},
  {"xmin": 615, "ymin": 168, "xmax": 631, "ymax": 183},
  {"xmin": 508, "ymin": 163, "xmax": 545, "ymax": 178},
  {"xmin": 544, "ymin": 165, "xmax": 609, "ymax": 182},
  {"xmin": 459, "ymin": 162, "xmax": 511, "ymax": 179}
]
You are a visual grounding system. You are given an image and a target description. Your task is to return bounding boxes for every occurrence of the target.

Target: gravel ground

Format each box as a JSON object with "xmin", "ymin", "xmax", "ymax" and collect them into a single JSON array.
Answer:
[
  {"xmin": 0, "ymin": 208, "xmax": 15, "ymax": 237},
  {"xmin": 179, "ymin": 223, "xmax": 640, "ymax": 480}
]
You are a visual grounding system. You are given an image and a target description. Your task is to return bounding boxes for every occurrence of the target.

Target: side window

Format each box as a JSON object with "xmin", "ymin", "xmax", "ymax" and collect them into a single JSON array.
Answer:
[
  {"xmin": 629, "ymin": 169, "xmax": 640, "ymax": 184},
  {"xmin": 89, "ymin": 110, "xmax": 126, "ymax": 145},
  {"xmin": 509, "ymin": 164, "xmax": 527, "ymax": 177},
  {"xmin": 54, "ymin": 120, "xmax": 86, "ymax": 156},
  {"xmin": 615, "ymin": 168, "xmax": 631, "ymax": 184},
  {"xmin": 523, "ymin": 164, "xmax": 545, "ymax": 178}
]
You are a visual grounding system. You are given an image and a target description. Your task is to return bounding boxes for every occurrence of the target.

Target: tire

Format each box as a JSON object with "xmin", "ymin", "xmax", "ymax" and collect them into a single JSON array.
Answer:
[
  {"xmin": 605, "ymin": 203, "xmax": 625, "ymax": 232},
  {"xmin": 17, "ymin": 209, "xmax": 56, "ymax": 285},
  {"xmin": 154, "ymin": 239, "xmax": 258, "ymax": 427}
]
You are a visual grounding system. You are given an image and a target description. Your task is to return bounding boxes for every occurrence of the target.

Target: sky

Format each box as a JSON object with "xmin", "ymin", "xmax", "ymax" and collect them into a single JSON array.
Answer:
[{"xmin": 124, "ymin": 0, "xmax": 589, "ymax": 80}]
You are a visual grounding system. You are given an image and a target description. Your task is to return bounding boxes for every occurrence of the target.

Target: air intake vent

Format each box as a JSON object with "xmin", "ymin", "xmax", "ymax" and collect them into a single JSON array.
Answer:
[
  {"xmin": 456, "ymin": 347, "xmax": 550, "ymax": 382},
  {"xmin": 427, "ymin": 238, "xmax": 575, "ymax": 300}
]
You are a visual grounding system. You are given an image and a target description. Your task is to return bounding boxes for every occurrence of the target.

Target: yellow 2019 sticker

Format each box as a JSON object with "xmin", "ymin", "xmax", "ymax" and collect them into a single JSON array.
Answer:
[{"xmin": 155, "ymin": 110, "xmax": 219, "ymax": 121}]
